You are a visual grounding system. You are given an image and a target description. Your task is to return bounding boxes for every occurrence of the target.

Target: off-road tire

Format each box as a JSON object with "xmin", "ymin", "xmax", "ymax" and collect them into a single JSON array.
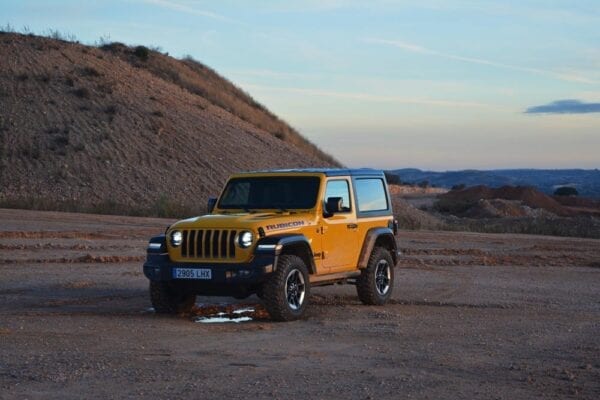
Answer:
[
  {"xmin": 356, "ymin": 246, "xmax": 394, "ymax": 305},
  {"xmin": 150, "ymin": 281, "xmax": 196, "ymax": 314},
  {"xmin": 262, "ymin": 255, "xmax": 310, "ymax": 322}
]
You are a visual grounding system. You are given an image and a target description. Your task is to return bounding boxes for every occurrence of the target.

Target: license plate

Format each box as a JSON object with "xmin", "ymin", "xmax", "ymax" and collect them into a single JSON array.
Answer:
[{"xmin": 172, "ymin": 268, "xmax": 212, "ymax": 280}]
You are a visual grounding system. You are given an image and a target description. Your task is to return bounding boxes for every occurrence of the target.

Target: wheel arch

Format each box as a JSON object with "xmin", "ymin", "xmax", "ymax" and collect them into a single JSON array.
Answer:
[
  {"xmin": 357, "ymin": 227, "xmax": 398, "ymax": 268},
  {"xmin": 254, "ymin": 234, "xmax": 316, "ymax": 274}
]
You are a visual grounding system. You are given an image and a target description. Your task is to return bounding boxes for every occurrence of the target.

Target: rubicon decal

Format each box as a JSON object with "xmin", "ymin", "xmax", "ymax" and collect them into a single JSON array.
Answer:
[{"xmin": 265, "ymin": 221, "xmax": 306, "ymax": 231}]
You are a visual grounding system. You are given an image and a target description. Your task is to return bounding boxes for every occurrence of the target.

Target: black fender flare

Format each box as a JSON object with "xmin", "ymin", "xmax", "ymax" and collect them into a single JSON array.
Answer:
[
  {"xmin": 357, "ymin": 227, "xmax": 398, "ymax": 268},
  {"xmin": 147, "ymin": 234, "xmax": 167, "ymax": 254},
  {"xmin": 254, "ymin": 234, "xmax": 316, "ymax": 274}
]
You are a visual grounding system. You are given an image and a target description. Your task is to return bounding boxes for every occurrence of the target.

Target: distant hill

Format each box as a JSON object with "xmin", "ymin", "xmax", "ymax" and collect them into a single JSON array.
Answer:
[
  {"xmin": 437, "ymin": 185, "xmax": 574, "ymax": 217},
  {"xmin": 0, "ymin": 32, "xmax": 340, "ymax": 216},
  {"xmin": 391, "ymin": 168, "xmax": 600, "ymax": 198}
]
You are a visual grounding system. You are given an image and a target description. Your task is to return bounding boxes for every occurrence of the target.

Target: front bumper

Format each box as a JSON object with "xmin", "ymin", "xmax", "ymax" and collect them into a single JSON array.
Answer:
[{"xmin": 143, "ymin": 250, "xmax": 276, "ymax": 296}]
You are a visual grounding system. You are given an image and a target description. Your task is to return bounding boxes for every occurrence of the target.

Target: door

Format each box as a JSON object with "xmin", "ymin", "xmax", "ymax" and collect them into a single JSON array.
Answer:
[{"xmin": 321, "ymin": 178, "xmax": 358, "ymax": 272}]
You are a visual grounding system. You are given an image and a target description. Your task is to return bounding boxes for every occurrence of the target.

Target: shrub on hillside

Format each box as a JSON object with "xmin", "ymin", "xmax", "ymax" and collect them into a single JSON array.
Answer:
[
  {"xmin": 554, "ymin": 186, "xmax": 578, "ymax": 196},
  {"xmin": 45, "ymin": 29, "xmax": 77, "ymax": 42},
  {"xmin": 0, "ymin": 23, "xmax": 15, "ymax": 33},
  {"xmin": 133, "ymin": 45, "xmax": 149, "ymax": 61}
]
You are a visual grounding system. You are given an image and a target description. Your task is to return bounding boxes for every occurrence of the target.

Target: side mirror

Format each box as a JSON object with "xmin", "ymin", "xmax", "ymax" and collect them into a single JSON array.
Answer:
[
  {"xmin": 325, "ymin": 196, "xmax": 343, "ymax": 216},
  {"xmin": 207, "ymin": 197, "xmax": 217, "ymax": 214}
]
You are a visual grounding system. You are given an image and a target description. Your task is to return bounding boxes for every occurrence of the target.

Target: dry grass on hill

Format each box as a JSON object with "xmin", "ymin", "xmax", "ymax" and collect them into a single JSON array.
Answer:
[{"xmin": 0, "ymin": 32, "xmax": 340, "ymax": 217}]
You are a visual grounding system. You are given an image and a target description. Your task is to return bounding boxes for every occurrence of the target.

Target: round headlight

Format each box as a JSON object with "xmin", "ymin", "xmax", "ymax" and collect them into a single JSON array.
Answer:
[
  {"xmin": 238, "ymin": 230, "xmax": 253, "ymax": 248},
  {"xmin": 170, "ymin": 230, "xmax": 183, "ymax": 247}
]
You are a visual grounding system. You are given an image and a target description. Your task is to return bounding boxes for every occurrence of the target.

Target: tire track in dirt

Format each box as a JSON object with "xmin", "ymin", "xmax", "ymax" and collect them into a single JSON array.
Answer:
[
  {"xmin": 0, "ymin": 243, "xmax": 140, "ymax": 251},
  {"xmin": 305, "ymin": 293, "xmax": 511, "ymax": 310},
  {"xmin": 401, "ymin": 248, "xmax": 490, "ymax": 256},
  {"xmin": 398, "ymin": 254, "xmax": 593, "ymax": 268},
  {"xmin": 0, "ymin": 310, "xmax": 148, "ymax": 318},
  {"xmin": 0, "ymin": 230, "xmax": 156, "ymax": 239},
  {"xmin": 399, "ymin": 231, "xmax": 600, "ymax": 269},
  {"xmin": 39, "ymin": 293, "xmax": 144, "ymax": 308},
  {"xmin": 0, "ymin": 254, "xmax": 144, "ymax": 264},
  {"xmin": 388, "ymin": 299, "xmax": 515, "ymax": 309}
]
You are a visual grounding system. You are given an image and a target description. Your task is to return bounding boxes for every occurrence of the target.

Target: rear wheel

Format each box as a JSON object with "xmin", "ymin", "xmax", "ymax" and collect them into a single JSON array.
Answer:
[
  {"xmin": 356, "ymin": 246, "xmax": 394, "ymax": 305},
  {"xmin": 262, "ymin": 255, "xmax": 310, "ymax": 321},
  {"xmin": 150, "ymin": 281, "xmax": 196, "ymax": 314}
]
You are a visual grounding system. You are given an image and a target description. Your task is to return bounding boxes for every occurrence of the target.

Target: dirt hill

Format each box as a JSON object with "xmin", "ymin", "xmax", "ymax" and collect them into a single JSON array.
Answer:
[
  {"xmin": 437, "ymin": 185, "xmax": 574, "ymax": 217},
  {"xmin": 0, "ymin": 32, "xmax": 340, "ymax": 216},
  {"xmin": 552, "ymin": 195, "xmax": 600, "ymax": 216}
]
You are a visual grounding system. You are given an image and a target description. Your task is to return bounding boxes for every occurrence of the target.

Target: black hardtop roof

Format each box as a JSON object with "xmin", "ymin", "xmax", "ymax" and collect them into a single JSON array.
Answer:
[{"xmin": 242, "ymin": 168, "xmax": 385, "ymax": 177}]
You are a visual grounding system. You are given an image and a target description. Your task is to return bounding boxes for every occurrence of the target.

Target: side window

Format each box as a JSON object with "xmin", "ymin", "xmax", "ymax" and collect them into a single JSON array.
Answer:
[
  {"xmin": 324, "ymin": 180, "xmax": 351, "ymax": 212},
  {"xmin": 355, "ymin": 178, "xmax": 388, "ymax": 212}
]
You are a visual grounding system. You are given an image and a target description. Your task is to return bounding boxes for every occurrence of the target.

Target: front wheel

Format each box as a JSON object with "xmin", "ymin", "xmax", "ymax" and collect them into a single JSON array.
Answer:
[
  {"xmin": 262, "ymin": 255, "xmax": 310, "ymax": 321},
  {"xmin": 356, "ymin": 247, "xmax": 394, "ymax": 305},
  {"xmin": 150, "ymin": 281, "xmax": 196, "ymax": 314}
]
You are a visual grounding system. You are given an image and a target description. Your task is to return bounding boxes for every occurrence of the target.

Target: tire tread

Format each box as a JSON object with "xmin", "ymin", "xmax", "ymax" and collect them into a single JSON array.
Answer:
[
  {"xmin": 356, "ymin": 246, "xmax": 394, "ymax": 305},
  {"xmin": 262, "ymin": 255, "xmax": 309, "ymax": 321}
]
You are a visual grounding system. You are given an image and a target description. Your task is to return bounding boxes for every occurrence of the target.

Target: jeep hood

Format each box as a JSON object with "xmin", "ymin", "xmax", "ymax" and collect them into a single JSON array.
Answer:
[{"xmin": 169, "ymin": 212, "xmax": 315, "ymax": 232}]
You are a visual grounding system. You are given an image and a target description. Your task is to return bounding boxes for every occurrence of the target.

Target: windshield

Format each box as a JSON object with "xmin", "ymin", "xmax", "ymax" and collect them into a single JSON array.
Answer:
[{"xmin": 218, "ymin": 176, "xmax": 321, "ymax": 210}]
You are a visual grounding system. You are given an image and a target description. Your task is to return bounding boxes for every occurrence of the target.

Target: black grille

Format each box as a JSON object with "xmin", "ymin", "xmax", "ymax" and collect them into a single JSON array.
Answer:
[{"xmin": 180, "ymin": 229, "xmax": 237, "ymax": 259}]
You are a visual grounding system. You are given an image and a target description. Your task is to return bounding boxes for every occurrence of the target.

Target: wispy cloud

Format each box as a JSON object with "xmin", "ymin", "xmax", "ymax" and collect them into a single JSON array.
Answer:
[
  {"xmin": 242, "ymin": 83, "xmax": 501, "ymax": 109},
  {"xmin": 140, "ymin": 0, "xmax": 237, "ymax": 23},
  {"xmin": 366, "ymin": 38, "xmax": 600, "ymax": 85},
  {"xmin": 226, "ymin": 69, "xmax": 317, "ymax": 80},
  {"xmin": 525, "ymin": 99, "xmax": 600, "ymax": 114},
  {"xmin": 257, "ymin": 0, "xmax": 366, "ymax": 13}
]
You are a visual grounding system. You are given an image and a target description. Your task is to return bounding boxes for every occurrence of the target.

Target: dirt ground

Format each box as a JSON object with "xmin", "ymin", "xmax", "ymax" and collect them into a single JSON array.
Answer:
[{"xmin": 1, "ymin": 208, "xmax": 599, "ymax": 399}]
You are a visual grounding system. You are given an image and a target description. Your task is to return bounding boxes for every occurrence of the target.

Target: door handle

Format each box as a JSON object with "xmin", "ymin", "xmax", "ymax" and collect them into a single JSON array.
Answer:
[{"xmin": 347, "ymin": 223, "xmax": 358, "ymax": 229}]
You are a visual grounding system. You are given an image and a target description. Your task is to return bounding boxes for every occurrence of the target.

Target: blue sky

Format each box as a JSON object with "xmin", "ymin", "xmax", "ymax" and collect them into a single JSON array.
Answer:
[{"xmin": 2, "ymin": 0, "xmax": 599, "ymax": 169}]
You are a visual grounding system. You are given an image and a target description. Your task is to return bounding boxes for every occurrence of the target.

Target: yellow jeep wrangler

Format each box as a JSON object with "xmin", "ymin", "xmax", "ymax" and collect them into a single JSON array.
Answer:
[{"xmin": 143, "ymin": 169, "xmax": 399, "ymax": 321}]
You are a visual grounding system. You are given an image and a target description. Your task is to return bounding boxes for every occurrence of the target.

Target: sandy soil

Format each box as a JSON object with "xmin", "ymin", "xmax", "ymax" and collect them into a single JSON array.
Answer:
[{"xmin": 1, "ymin": 208, "xmax": 599, "ymax": 399}]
